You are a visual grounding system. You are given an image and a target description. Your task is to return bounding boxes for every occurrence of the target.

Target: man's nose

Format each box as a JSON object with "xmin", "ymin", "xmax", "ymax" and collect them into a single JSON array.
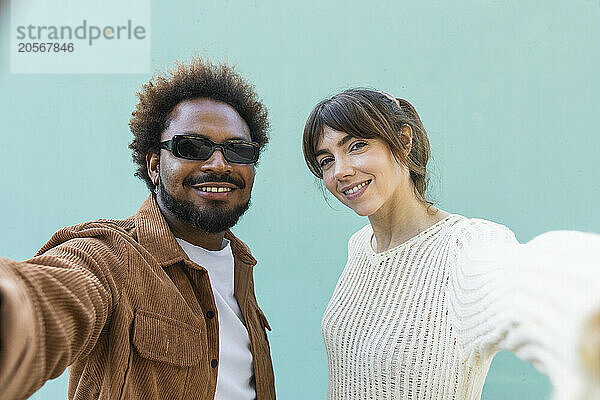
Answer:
[{"xmin": 200, "ymin": 148, "xmax": 232, "ymax": 174}]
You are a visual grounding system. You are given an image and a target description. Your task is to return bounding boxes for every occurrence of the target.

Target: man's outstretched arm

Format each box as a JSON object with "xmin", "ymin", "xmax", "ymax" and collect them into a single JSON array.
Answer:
[{"xmin": 0, "ymin": 229, "xmax": 129, "ymax": 399}]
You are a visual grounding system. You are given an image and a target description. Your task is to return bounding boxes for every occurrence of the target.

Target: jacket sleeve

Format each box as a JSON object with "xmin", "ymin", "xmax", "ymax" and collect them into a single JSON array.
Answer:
[
  {"xmin": 0, "ymin": 229, "xmax": 130, "ymax": 399},
  {"xmin": 448, "ymin": 222, "xmax": 600, "ymax": 400}
]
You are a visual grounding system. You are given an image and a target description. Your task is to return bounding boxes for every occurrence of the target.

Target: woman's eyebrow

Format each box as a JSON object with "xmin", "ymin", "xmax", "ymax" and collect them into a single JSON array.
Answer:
[
  {"xmin": 315, "ymin": 135, "xmax": 355, "ymax": 157},
  {"xmin": 315, "ymin": 148, "xmax": 329, "ymax": 157},
  {"xmin": 337, "ymin": 135, "xmax": 354, "ymax": 147}
]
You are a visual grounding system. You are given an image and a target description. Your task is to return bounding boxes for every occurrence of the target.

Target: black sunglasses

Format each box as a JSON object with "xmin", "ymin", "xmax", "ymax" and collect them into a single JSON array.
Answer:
[{"xmin": 159, "ymin": 135, "xmax": 260, "ymax": 164}]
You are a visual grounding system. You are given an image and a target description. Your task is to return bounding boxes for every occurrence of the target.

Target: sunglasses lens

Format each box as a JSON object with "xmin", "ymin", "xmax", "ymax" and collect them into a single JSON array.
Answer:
[
  {"xmin": 175, "ymin": 137, "xmax": 213, "ymax": 160},
  {"xmin": 223, "ymin": 142, "xmax": 258, "ymax": 163},
  {"xmin": 171, "ymin": 136, "xmax": 258, "ymax": 163}
]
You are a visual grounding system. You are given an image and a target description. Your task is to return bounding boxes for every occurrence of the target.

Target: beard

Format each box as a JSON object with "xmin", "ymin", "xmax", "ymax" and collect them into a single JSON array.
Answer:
[{"xmin": 157, "ymin": 179, "xmax": 251, "ymax": 234}]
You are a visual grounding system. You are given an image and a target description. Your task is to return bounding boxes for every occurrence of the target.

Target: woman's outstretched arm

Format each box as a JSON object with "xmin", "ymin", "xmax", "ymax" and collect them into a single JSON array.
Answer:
[{"xmin": 448, "ymin": 224, "xmax": 600, "ymax": 400}]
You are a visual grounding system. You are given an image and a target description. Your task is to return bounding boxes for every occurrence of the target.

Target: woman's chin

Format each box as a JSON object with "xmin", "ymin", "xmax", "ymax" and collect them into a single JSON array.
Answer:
[
  {"xmin": 336, "ymin": 194, "xmax": 377, "ymax": 217},
  {"xmin": 346, "ymin": 204, "xmax": 375, "ymax": 217}
]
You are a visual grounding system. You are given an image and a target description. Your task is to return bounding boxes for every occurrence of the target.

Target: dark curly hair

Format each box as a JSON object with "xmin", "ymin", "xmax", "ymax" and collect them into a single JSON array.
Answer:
[{"xmin": 129, "ymin": 58, "xmax": 269, "ymax": 191}]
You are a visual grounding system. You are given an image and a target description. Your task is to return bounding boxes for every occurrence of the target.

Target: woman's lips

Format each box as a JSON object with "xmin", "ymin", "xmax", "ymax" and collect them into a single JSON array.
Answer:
[{"xmin": 342, "ymin": 180, "xmax": 371, "ymax": 200}]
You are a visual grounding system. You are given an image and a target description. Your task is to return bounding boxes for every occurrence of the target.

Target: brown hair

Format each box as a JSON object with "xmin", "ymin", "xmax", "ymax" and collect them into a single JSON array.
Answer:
[
  {"xmin": 302, "ymin": 88, "xmax": 431, "ymax": 205},
  {"xmin": 129, "ymin": 58, "xmax": 269, "ymax": 191}
]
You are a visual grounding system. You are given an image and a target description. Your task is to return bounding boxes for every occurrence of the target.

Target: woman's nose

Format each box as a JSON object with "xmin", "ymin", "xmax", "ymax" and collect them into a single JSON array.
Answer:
[{"xmin": 333, "ymin": 157, "xmax": 354, "ymax": 180}]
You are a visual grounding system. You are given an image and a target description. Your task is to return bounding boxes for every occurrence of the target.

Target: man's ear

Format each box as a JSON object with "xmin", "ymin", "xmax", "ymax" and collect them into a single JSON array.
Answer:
[{"xmin": 146, "ymin": 151, "xmax": 160, "ymax": 187}]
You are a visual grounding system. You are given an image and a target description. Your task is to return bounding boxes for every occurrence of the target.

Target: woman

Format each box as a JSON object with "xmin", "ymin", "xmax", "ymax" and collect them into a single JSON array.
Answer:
[{"xmin": 302, "ymin": 89, "xmax": 600, "ymax": 399}]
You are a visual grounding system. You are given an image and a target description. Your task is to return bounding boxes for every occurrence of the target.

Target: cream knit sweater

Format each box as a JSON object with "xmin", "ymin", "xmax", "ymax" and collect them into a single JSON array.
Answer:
[{"xmin": 322, "ymin": 214, "xmax": 600, "ymax": 400}]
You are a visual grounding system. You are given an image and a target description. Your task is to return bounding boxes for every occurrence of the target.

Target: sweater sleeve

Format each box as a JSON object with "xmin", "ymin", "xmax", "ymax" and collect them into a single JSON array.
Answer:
[
  {"xmin": 448, "ymin": 221, "xmax": 600, "ymax": 400},
  {"xmin": 0, "ymin": 227, "xmax": 129, "ymax": 399}
]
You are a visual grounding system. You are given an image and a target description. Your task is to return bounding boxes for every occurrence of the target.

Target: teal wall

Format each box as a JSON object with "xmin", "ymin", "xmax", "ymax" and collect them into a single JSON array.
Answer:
[{"xmin": 1, "ymin": 1, "xmax": 599, "ymax": 399}]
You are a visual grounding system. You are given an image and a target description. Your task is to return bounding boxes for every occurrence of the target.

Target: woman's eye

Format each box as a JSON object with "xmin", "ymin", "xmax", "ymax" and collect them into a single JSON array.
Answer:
[
  {"xmin": 349, "ymin": 141, "xmax": 367, "ymax": 152},
  {"xmin": 319, "ymin": 157, "xmax": 334, "ymax": 168}
]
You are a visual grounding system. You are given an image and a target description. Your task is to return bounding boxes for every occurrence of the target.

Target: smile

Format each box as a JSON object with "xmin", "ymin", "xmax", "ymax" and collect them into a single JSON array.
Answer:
[
  {"xmin": 191, "ymin": 183, "xmax": 238, "ymax": 199},
  {"xmin": 341, "ymin": 180, "xmax": 371, "ymax": 199},
  {"xmin": 197, "ymin": 186, "xmax": 233, "ymax": 193}
]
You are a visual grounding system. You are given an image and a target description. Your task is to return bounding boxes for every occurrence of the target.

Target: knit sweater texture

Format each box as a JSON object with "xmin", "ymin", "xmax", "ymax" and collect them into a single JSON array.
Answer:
[{"xmin": 322, "ymin": 214, "xmax": 600, "ymax": 400}]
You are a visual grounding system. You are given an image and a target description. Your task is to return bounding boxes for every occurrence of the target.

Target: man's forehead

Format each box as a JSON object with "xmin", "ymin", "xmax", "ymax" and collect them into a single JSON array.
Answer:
[{"xmin": 163, "ymin": 98, "xmax": 251, "ymax": 140}]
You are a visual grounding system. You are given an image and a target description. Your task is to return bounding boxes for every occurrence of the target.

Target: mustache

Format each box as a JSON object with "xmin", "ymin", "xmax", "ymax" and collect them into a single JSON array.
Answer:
[{"xmin": 182, "ymin": 174, "xmax": 246, "ymax": 189}]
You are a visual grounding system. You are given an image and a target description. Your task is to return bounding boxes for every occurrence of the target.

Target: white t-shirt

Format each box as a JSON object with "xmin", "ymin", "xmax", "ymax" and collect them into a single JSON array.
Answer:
[{"xmin": 176, "ymin": 238, "xmax": 256, "ymax": 400}]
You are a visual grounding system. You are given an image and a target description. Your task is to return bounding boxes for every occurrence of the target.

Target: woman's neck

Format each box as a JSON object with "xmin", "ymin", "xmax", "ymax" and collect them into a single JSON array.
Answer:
[{"xmin": 368, "ymin": 194, "xmax": 449, "ymax": 253}]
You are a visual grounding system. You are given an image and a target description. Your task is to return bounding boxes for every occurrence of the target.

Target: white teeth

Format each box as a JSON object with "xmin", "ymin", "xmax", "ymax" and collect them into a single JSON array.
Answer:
[
  {"xmin": 344, "ymin": 181, "xmax": 369, "ymax": 195},
  {"xmin": 199, "ymin": 186, "xmax": 232, "ymax": 193}
]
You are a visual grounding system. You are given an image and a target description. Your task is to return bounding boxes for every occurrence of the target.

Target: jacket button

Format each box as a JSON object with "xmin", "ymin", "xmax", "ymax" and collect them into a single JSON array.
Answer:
[
  {"xmin": 211, "ymin": 359, "xmax": 218, "ymax": 368},
  {"xmin": 206, "ymin": 310, "xmax": 215, "ymax": 319}
]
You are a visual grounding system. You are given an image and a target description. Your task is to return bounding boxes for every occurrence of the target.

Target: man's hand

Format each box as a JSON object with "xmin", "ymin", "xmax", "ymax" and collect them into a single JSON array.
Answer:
[{"xmin": 0, "ymin": 269, "xmax": 36, "ymax": 397}]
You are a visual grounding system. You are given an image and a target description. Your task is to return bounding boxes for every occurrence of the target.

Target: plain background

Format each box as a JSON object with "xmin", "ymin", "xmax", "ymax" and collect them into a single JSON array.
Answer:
[{"xmin": 1, "ymin": 1, "xmax": 599, "ymax": 399}]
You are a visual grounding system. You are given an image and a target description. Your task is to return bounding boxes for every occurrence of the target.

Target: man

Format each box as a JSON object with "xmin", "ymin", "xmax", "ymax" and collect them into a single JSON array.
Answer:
[{"xmin": 0, "ymin": 59, "xmax": 275, "ymax": 399}]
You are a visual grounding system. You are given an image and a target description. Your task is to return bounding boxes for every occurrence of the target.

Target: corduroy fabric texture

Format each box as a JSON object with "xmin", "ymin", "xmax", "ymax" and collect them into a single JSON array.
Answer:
[{"xmin": 0, "ymin": 195, "xmax": 276, "ymax": 400}]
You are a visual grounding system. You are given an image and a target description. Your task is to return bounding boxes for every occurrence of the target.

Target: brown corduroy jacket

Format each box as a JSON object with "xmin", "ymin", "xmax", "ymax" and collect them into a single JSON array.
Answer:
[{"xmin": 0, "ymin": 195, "xmax": 276, "ymax": 400}]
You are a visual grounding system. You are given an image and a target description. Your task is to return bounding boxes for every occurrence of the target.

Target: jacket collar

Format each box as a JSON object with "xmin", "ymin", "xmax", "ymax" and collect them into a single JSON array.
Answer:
[{"xmin": 134, "ymin": 195, "xmax": 257, "ymax": 269}]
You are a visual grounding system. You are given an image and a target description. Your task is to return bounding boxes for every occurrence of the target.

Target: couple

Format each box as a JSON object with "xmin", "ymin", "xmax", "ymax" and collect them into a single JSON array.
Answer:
[{"xmin": 0, "ymin": 59, "xmax": 598, "ymax": 400}]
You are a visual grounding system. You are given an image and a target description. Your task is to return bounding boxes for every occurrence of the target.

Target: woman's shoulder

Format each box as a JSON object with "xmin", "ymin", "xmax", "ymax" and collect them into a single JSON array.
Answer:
[
  {"xmin": 345, "ymin": 215, "xmax": 518, "ymax": 254},
  {"xmin": 446, "ymin": 214, "xmax": 518, "ymax": 250},
  {"xmin": 347, "ymin": 224, "xmax": 373, "ymax": 251}
]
